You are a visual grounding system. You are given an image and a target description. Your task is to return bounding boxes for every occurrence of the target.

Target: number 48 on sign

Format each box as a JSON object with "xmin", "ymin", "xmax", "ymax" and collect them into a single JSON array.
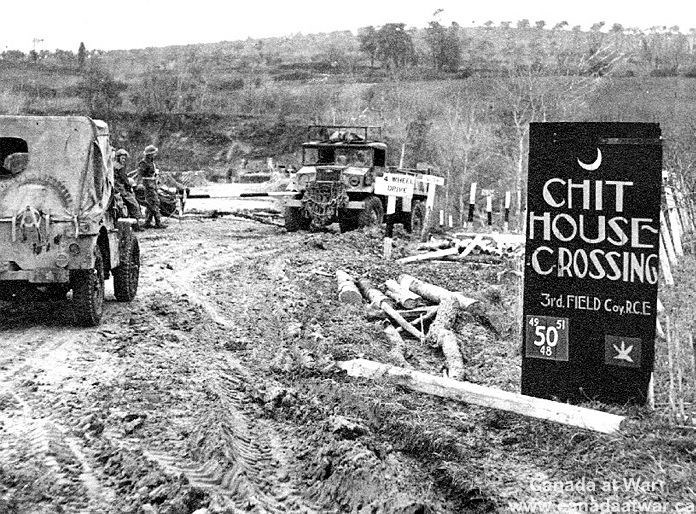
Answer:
[{"xmin": 525, "ymin": 315, "xmax": 569, "ymax": 361}]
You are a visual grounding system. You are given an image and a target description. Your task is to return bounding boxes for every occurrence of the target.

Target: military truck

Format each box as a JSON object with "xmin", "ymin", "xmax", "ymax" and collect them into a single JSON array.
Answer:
[
  {"xmin": 0, "ymin": 116, "xmax": 140, "ymax": 326},
  {"xmin": 282, "ymin": 125, "xmax": 438, "ymax": 233}
]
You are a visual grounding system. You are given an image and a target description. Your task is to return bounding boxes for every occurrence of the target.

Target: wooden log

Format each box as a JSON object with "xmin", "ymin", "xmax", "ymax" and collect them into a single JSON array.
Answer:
[
  {"xmin": 358, "ymin": 278, "xmax": 425, "ymax": 340},
  {"xmin": 385, "ymin": 289, "xmax": 418, "ymax": 310},
  {"xmin": 385, "ymin": 279, "xmax": 421, "ymax": 309},
  {"xmin": 337, "ymin": 359, "xmax": 625, "ymax": 434},
  {"xmin": 425, "ymin": 295, "xmax": 465, "ymax": 380},
  {"xmin": 384, "ymin": 325, "xmax": 412, "ymax": 368},
  {"xmin": 336, "ymin": 270, "xmax": 362, "ymax": 305},
  {"xmin": 416, "ymin": 239, "xmax": 453, "ymax": 251},
  {"xmin": 399, "ymin": 274, "xmax": 478, "ymax": 310},
  {"xmin": 397, "ymin": 246, "xmax": 460, "ymax": 264}
]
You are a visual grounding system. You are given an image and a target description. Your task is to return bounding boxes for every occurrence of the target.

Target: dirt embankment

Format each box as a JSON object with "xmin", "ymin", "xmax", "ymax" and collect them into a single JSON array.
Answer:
[{"xmin": 1, "ymin": 217, "xmax": 695, "ymax": 513}]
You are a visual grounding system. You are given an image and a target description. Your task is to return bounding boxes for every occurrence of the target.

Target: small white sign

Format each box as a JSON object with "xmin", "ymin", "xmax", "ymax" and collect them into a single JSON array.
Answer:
[
  {"xmin": 420, "ymin": 174, "xmax": 445, "ymax": 186},
  {"xmin": 375, "ymin": 173, "xmax": 415, "ymax": 198}
]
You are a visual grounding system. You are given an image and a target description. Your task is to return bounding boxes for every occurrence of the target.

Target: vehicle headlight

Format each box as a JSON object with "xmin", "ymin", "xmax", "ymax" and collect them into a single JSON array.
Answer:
[
  {"xmin": 68, "ymin": 243, "xmax": 81, "ymax": 256},
  {"xmin": 348, "ymin": 176, "xmax": 361, "ymax": 187}
]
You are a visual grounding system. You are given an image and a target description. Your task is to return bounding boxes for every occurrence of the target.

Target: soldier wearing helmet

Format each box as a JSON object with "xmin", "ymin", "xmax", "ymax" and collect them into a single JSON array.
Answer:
[
  {"xmin": 113, "ymin": 148, "xmax": 141, "ymax": 229},
  {"xmin": 138, "ymin": 145, "xmax": 165, "ymax": 229}
]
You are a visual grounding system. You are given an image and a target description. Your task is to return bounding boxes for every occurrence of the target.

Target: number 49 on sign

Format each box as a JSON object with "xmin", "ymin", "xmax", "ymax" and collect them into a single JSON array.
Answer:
[{"xmin": 525, "ymin": 315, "xmax": 569, "ymax": 361}]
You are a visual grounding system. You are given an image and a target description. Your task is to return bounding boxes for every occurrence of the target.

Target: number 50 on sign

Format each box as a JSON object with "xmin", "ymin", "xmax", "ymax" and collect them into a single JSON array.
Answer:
[{"xmin": 525, "ymin": 315, "xmax": 569, "ymax": 361}]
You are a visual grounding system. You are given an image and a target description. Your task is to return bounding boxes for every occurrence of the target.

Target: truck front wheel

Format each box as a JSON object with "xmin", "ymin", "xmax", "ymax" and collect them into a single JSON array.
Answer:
[
  {"xmin": 284, "ymin": 206, "xmax": 308, "ymax": 232},
  {"xmin": 358, "ymin": 195, "xmax": 384, "ymax": 228}
]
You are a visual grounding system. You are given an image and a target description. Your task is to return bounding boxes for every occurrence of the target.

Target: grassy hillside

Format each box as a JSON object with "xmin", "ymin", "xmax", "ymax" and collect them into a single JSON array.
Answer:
[{"xmin": 2, "ymin": 23, "xmax": 696, "ymax": 218}]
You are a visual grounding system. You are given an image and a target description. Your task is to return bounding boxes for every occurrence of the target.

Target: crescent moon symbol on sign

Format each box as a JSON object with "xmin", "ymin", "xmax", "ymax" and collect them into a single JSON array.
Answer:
[{"xmin": 577, "ymin": 148, "xmax": 602, "ymax": 171}]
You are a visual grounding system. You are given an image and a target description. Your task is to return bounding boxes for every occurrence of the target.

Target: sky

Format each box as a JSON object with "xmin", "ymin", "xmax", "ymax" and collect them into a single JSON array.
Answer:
[{"xmin": 2, "ymin": 0, "xmax": 696, "ymax": 52}]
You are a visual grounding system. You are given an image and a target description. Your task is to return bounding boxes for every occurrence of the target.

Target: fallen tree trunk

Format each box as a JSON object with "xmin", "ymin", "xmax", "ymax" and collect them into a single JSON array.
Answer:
[
  {"xmin": 425, "ymin": 296, "xmax": 465, "ymax": 380},
  {"xmin": 397, "ymin": 247, "xmax": 460, "ymax": 264},
  {"xmin": 337, "ymin": 359, "xmax": 626, "ymax": 435},
  {"xmin": 358, "ymin": 279, "xmax": 425, "ymax": 340},
  {"xmin": 384, "ymin": 325, "xmax": 412, "ymax": 368},
  {"xmin": 385, "ymin": 279, "xmax": 421, "ymax": 309},
  {"xmin": 399, "ymin": 274, "xmax": 478, "ymax": 310},
  {"xmin": 336, "ymin": 270, "xmax": 362, "ymax": 305}
]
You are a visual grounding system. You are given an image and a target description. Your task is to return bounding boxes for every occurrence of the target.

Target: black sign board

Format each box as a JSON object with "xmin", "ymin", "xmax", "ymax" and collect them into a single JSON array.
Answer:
[{"xmin": 522, "ymin": 123, "xmax": 662, "ymax": 405}]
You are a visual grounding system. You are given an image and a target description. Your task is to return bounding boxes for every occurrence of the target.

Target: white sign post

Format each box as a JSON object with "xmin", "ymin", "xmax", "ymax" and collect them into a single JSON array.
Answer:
[{"xmin": 375, "ymin": 174, "xmax": 416, "ymax": 259}]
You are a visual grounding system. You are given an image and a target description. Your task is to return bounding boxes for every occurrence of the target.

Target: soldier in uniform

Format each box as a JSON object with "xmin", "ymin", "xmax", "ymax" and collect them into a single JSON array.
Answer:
[
  {"xmin": 113, "ymin": 149, "xmax": 141, "ymax": 229},
  {"xmin": 138, "ymin": 145, "xmax": 165, "ymax": 229}
]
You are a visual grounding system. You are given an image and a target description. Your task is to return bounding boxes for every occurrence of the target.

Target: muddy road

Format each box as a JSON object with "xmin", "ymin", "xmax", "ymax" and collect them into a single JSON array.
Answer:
[{"xmin": 1, "ymin": 216, "xmax": 694, "ymax": 513}]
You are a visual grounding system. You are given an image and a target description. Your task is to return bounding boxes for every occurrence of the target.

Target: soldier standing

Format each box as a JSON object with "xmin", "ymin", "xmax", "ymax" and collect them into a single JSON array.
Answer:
[
  {"xmin": 113, "ymin": 149, "xmax": 141, "ymax": 229},
  {"xmin": 138, "ymin": 145, "xmax": 165, "ymax": 229}
]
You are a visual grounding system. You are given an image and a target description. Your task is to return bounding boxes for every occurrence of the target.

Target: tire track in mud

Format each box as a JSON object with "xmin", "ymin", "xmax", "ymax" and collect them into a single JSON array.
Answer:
[
  {"xmin": 0, "ymin": 323, "xmax": 121, "ymax": 512},
  {"xmin": 144, "ymin": 357, "xmax": 315, "ymax": 513},
  {"xmin": 95, "ymin": 228, "xmax": 319, "ymax": 511},
  {"xmin": 128, "ymin": 297, "xmax": 317, "ymax": 512}
]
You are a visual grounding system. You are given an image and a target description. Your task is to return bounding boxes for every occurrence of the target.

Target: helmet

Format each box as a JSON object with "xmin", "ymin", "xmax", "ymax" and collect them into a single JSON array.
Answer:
[
  {"xmin": 143, "ymin": 145, "xmax": 158, "ymax": 156},
  {"xmin": 115, "ymin": 148, "xmax": 129, "ymax": 158}
]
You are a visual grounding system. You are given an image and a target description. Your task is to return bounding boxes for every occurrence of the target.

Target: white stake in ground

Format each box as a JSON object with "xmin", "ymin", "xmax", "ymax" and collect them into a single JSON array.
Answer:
[
  {"xmin": 467, "ymin": 182, "xmax": 477, "ymax": 225},
  {"xmin": 504, "ymin": 191, "xmax": 511, "ymax": 232},
  {"xmin": 486, "ymin": 194, "xmax": 493, "ymax": 226}
]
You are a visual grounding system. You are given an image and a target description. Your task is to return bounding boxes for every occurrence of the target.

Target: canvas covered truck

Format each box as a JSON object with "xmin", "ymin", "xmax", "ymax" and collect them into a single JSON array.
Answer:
[
  {"xmin": 0, "ymin": 116, "xmax": 140, "ymax": 326},
  {"xmin": 282, "ymin": 125, "xmax": 438, "ymax": 233}
]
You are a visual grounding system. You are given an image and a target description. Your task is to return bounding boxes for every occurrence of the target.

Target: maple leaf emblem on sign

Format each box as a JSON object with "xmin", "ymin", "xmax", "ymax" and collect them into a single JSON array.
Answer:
[{"xmin": 612, "ymin": 341, "xmax": 634, "ymax": 363}]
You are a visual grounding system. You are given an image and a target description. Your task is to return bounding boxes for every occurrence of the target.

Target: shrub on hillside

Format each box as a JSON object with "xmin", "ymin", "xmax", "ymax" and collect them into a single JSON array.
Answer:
[{"xmin": 650, "ymin": 67, "xmax": 679, "ymax": 77}]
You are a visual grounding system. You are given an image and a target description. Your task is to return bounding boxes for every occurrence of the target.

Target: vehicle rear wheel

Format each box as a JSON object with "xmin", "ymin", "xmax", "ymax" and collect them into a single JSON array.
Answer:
[
  {"xmin": 113, "ymin": 235, "xmax": 140, "ymax": 302},
  {"xmin": 71, "ymin": 248, "xmax": 105, "ymax": 327},
  {"xmin": 284, "ymin": 206, "xmax": 308, "ymax": 232},
  {"xmin": 358, "ymin": 195, "xmax": 384, "ymax": 228}
]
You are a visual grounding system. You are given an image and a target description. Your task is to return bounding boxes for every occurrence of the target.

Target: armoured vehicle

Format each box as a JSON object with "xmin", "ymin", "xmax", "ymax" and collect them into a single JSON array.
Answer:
[
  {"xmin": 283, "ymin": 125, "xmax": 437, "ymax": 233},
  {"xmin": 0, "ymin": 116, "xmax": 140, "ymax": 326}
]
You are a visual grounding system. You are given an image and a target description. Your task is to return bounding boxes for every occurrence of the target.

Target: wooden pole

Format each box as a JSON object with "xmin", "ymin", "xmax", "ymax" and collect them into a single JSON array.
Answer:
[
  {"xmin": 337, "ymin": 359, "xmax": 626, "ymax": 434},
  {"xmin": 486, "ymin": 194, "xmax": 493, "ymax": 226},
  {"xmin": 504, "ymin": 191, "xmax": 511, "ymax": 232},
  {"xmin": 467, "ymin": 182, "xmax": 477, "ymax": 224},
  {"xmin": 384, "ymin": 196, "xmax": 396, "ymax": 260}
]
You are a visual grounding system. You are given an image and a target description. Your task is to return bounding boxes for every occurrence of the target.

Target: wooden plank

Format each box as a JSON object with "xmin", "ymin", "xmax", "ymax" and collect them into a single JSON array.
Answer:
[
  {"xmin": 337, "ymin": 359, "xmax": 626, "ymax": 434},
  {"xmin": 666, "ymin": 187, "xmax": 684, "ymax": 257},
  {"xmin": 659, "ymin": 234, "xmax": 675, "ymax": 286},
  {"xmin": 660, "ymin": 211, "xmax": 678, "ymax": 266}
]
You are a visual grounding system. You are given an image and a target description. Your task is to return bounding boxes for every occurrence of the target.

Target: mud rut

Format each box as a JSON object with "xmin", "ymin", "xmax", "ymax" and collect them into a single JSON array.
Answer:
[{"xmin": 0, "ymin": 221, "xmax": 319, "ymax": 513}]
